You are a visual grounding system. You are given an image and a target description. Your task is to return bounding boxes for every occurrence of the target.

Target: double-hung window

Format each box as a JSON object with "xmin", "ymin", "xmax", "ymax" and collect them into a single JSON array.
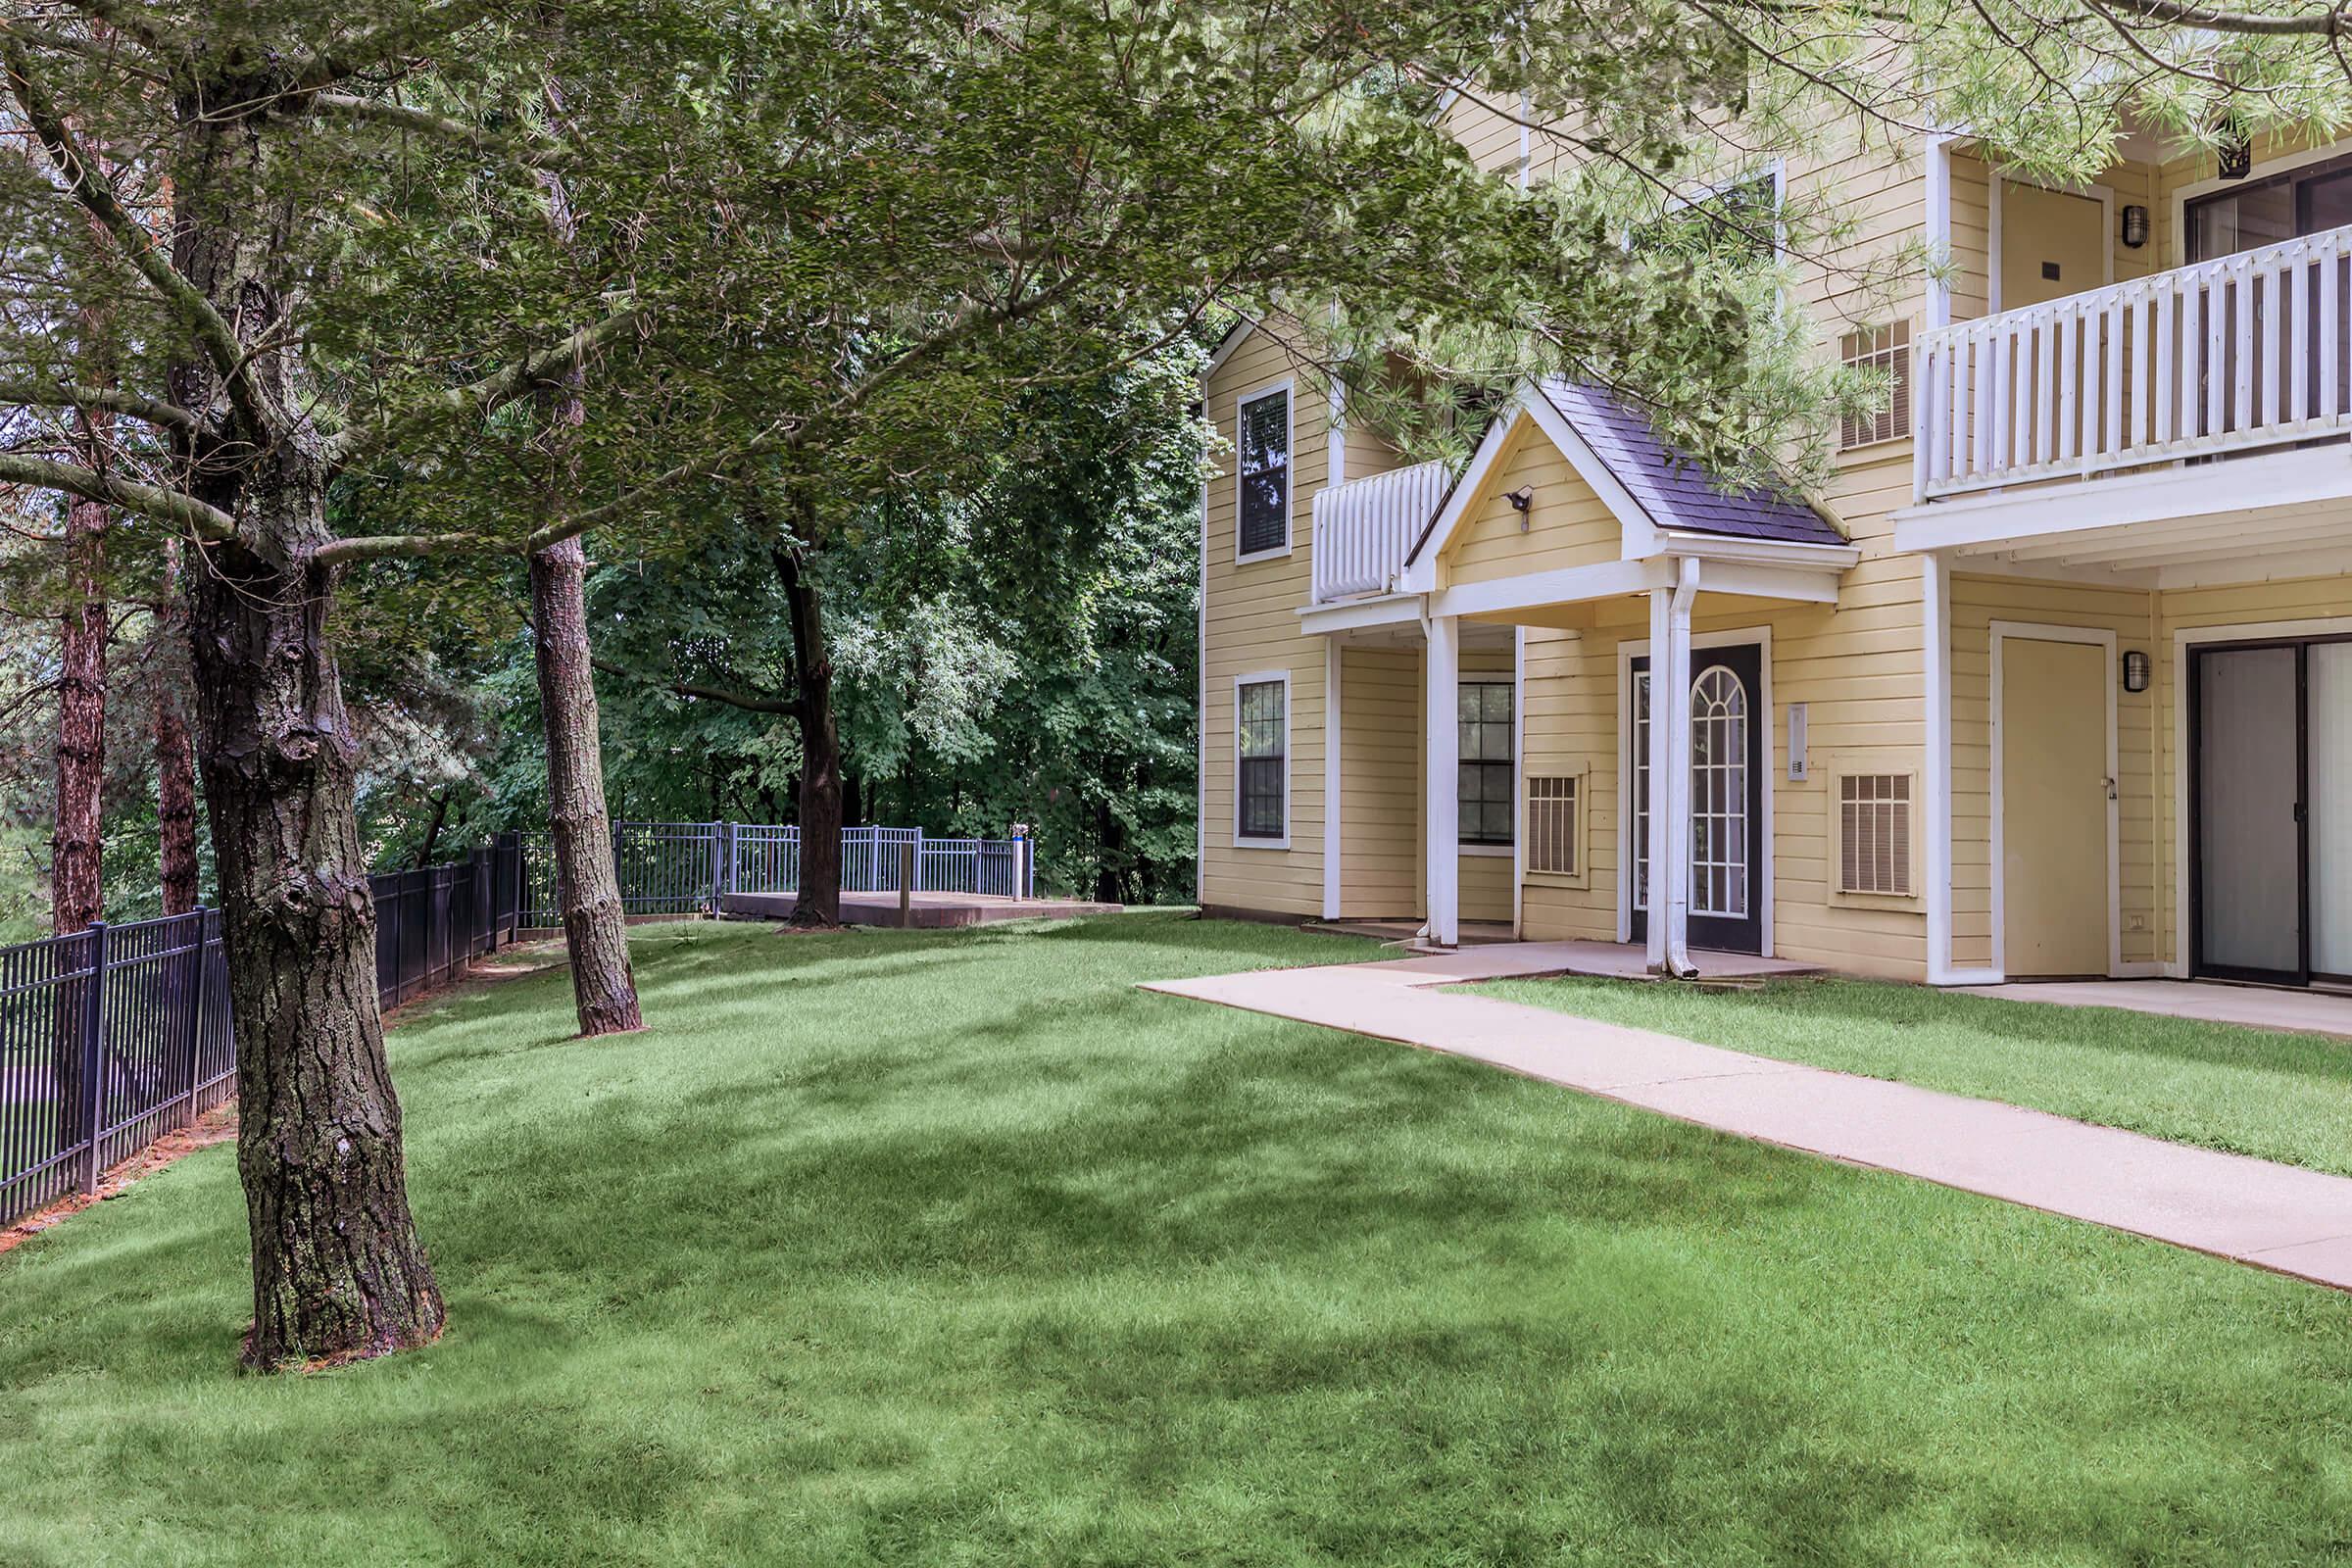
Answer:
[
  {"xmin": 1459, "ymin": 680, "xmax": 1514, "ymax": 847},
  {"xmin": 1237, "ymin": 675, "xmax": 1288, "ymax": 844},
  {"xmin": 1236, "ymin": 386, "xmax": 1291, "ymax": 560}
]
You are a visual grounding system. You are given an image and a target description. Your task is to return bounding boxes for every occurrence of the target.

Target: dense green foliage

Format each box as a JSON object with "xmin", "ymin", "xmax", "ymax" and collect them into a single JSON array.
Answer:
[
  {"xmin": 6, "ymin": 915, "xmax": 2352, "ymax": 1562},
  {"xmin": 346, "ymin": 351, "xmax": 1206, "ymax": 904}
]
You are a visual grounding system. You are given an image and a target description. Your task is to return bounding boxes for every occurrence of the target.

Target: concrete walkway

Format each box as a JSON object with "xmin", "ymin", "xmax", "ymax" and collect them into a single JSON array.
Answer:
[
  {"xmin": 1143, "ymin": 947, "xmax": 2352, "ymax": 1292},
  {"xmin": 1963, "ymin": 978, "xmax": 2352, "ymax": 1041}
]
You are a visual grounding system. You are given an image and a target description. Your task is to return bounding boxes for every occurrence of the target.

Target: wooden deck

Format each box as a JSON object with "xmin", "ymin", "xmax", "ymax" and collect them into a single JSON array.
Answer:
[{"xmin": 717, "ymin": 891, "xmax": 1119, "ymax": 929}]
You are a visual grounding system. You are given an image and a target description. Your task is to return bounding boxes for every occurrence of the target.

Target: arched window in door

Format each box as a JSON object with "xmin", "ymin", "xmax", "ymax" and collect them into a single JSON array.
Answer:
[{"xmin": 1690, "ymin": 666, "xmax": 1750, "ymax": 918}]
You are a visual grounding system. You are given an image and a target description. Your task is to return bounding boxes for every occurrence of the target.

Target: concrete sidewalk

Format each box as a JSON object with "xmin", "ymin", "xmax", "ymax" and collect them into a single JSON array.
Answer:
[{"xmin": 1143, "ymin": 948, "xmax": 2352, "ymax": 1292}]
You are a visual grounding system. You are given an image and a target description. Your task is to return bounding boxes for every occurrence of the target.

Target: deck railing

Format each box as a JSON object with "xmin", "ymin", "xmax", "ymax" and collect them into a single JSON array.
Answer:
[
  {"xmin": 1309, "ymin": 459, "xmax": 1451, "ymax": 602},
  {"xmin": 1916, "ymin": 222, "xmax": 2352, "ymax": 500},
  {"xmin": 517, "ymin": 822, "xmax": 1041, "ymax": 923}
]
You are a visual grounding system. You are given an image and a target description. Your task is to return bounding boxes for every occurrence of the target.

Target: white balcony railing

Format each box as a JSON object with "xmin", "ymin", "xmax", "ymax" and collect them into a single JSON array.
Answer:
[
  {"xmin": 1915, "ymin": 223, "xmax": 2352, "ymax": 501},
  {"xmin": 1309, "ymin": 459, "xmax": 1452, "ymax": 602}
]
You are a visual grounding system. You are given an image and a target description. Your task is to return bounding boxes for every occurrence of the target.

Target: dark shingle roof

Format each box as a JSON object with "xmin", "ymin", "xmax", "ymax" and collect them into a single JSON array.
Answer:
[{"xmin": 1534, "ymin": 380, "xmax": 1845, "ymax": 547}]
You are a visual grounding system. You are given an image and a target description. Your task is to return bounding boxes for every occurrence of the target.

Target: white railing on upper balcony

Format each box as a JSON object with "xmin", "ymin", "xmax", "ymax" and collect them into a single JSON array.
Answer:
[
  {"xmin": 1309, "ymin": 459, "xmax": 1452, "ymax": 602},
  {"xmin": 1914, "ymin": 222, "xmax": 2352, "ymax": 501}
]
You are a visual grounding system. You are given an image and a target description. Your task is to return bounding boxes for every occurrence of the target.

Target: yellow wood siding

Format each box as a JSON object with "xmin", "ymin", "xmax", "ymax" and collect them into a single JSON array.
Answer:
[
  {"xmin": 1441, "ymin": 420, "xmax": 1621, "ymax": 585},
  {"xmin": 1200, "ymin": 322, "xmax": 1329, "ymax": 917},
  {"xmin": 1337, "ymin": 646, "xmax": 1420, "ymax": 918}
]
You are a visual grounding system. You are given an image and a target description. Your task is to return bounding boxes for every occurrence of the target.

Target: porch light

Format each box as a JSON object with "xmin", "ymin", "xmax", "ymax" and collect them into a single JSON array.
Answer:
[
  {"xmin": 2124, "ymin": 650, "xmax": 2151, "ymax": 693},
  {"xmin": 2121, "ymin": 204, "xmax": 2149, "ymax": 249}
]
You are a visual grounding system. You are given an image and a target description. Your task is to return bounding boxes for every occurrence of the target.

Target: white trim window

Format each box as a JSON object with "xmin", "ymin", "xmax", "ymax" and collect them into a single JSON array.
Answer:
[
  {"xmin": 1235, "ymin": 671, "xmax": 1290, "ymax": 846},
  {"xmin": 1459, "ymin": 679, "xmax": 1514, "ymax": 847},
  {"xmin": 1235, "ymin": 384, "xmax": 1292, "ymax": 562},
  {"xmin": 1839, "ymin": 322, "xmax": 1911, "ymax": 451}
]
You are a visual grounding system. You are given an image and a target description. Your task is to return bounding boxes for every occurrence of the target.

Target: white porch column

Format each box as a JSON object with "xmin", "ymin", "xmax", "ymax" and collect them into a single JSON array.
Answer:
[
  {"xmin": 1662, "ymin": 560, "xmax": 1699, "ymax": 975},
  {"xmin": 1425, "ymin": 612, "xmax": 1461, "ymax": 948},
  {"xmin": 1644, "ymin": 588, "xmax": 1671, "ymax": 969},
  {"xmin": 1322, "ymin": 639, "xmax": 1343, "ymax": 920}
]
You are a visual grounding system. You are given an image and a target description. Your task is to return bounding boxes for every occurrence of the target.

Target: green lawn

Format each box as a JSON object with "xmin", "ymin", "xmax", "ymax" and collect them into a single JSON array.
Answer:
[
  {"xmin": 1481, "ymin": 973, "xmax": 2352, "ymax": 1178},
  {"xmin": 6, "ymin": 915, "xmax": 2352, "ymax": 1565}
]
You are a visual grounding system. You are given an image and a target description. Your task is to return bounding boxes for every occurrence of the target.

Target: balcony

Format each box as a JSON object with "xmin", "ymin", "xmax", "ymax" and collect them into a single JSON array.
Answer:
[
  {"xmin": 1309, "ymin": 459, "xmax": 1452, "ymax": 603},
  {"xmin": 1914, "ymin": 223, "xmax": 2352, "ymax": 503}
]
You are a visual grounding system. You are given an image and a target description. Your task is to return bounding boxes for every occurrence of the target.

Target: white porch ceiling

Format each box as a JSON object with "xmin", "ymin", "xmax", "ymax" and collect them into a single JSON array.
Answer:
[{"xmin": 1894, "ymin": 444, "xmax": 2352, "ymax": 590}]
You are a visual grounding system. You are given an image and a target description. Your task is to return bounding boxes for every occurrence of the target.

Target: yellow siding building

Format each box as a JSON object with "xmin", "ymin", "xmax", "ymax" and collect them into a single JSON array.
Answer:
[{"xmin": 1199, "ymin": 101, "xmax": 2352, "ymax": 990}]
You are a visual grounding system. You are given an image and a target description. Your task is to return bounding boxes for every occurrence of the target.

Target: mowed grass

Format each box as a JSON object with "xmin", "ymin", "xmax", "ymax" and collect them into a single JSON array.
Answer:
[
  {"xmin": 1483, "ymin": 973, "xmax": 2352, "ymax": 1178},
  {"xmin": 5, "ymin": 915, "xmax": 2352, "ymax": 1565}
]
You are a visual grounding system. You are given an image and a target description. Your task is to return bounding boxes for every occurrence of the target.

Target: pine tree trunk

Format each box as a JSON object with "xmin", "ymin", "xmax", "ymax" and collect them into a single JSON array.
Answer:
[
  {"xmin": 523, "ymin": 80, "xmax": 641, "ymax": 1037},
  {"xmin": 51, "ymin": 488, "xmax": 106, "ymax": 937},
  {"xmin": 773, "ymin": 536, "xmax": 842, "ymax": 927},
  {"xmin": 530, "ymin": 537, "xmax": 644, "ymax": 1034},
  {"xmin": 184, "ymin": 466, "xmax": 446, "ymax": 1369},
  {"xmin": 155, "ymin": 540, "xmax": 200, "ymax": 916},
  {"xmin": 171, "ymin": 101, "xmax": 442, "ymax": 1369},
  {"xmin": 49, "ymin": 475, "xmax": 107, "ymax": 1168}
]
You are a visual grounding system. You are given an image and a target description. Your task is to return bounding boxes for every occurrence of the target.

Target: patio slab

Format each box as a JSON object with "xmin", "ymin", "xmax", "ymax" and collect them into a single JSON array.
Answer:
[
  {"xmin": 718, "ymin": 890, "xmax": 1118, "ymax": 928},
  {"xmin": 1144, "ymin": 944, "xmax": 2352, "ymax": 1292},
  {"xmin": 1960, "ymin": 979, "xmax": 2352, "ymax": 1041}
]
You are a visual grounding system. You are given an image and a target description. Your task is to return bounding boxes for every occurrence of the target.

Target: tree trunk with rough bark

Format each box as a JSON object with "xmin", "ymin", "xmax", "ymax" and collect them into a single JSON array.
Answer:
[
  {"xmin": 529, "ymin": 536, "xmax": 643, "ymax": 1034},
  {"xmin": 172, "ymin": 102, "xmax": 442, "ymax": 1370},
  {"xmin": 155, "ymin": 539, "xmax": 200, "ymax": 916},
  {"xmin": 51, "ymin": 487, "xmax": 106, "ymax": 937},
  {"xmin": 49, "ymin": 461, "xmax": 107, "ymax": 1172},
  {"xmin": 184, "ymin": 465, "xmax": 446, "ymax": 1369},
  {"xmin": 525, "ymin": 107, "xmax": 642, "ymax": 1038},
  {"xmin": 773, "ymin": 534, "xmax": 842, "ymax": 928}
]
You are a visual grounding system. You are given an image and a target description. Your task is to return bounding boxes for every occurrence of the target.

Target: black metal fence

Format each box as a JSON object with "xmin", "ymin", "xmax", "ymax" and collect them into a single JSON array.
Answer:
[
  {"xmin": 0, "ymin": 909, "xmax": 233, "ymax": 1228},
  {"xmin": 1, "ymin": 838, "xmax": 527, "ymax": 1230},
  {"xmin": 370, "ymin": 838, "xmax": 526, "ymax": 1009},
  {"xmin": 518, "ymin": 822, "xmax": 1037, "ymax": 926}
]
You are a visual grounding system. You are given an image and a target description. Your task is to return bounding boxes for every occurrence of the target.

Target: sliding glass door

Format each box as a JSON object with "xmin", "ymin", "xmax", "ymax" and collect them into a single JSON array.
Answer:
[{"xmin": 2193, "ymin": 636, "xmax": 2352, "ymax": 986}]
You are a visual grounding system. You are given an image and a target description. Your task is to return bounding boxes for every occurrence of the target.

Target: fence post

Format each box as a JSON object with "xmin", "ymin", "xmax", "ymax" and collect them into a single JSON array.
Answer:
[
  {"xmin": 709, "ymin": 820, "xmax": 725, "ymax": 914},
  {"xmin": 899, "ymin": 841, "xmax": 914, "ymax": 926},
  {"xmin": 179, "ymin": 907, "xmax": 207, "ymax": 1130},
  {"xmin": 76, "ymin": 920, "xmax": 108, "ymax": 1195},
  {"xmin": 912, "ymin": 827, "xmax": 924, "ymax": 894}
]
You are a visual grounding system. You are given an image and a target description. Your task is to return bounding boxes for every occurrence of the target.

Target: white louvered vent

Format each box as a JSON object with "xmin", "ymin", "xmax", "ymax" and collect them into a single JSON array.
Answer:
[
  {"xmin": 1838, "ymin": 772, "xmax": 1913, "ymax": 897},
  {"xmin": 1527, "ymin": 776, "xmax": 1580, "ymax": 876},
  {"xmin": 1840, "ymin": 322, "xmax": 1911, "ymax": 450}
]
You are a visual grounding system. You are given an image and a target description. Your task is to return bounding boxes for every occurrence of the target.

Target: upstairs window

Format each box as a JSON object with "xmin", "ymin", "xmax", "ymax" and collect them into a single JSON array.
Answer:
[
  {"xmin": 1839, "ymin": 322, "xmax": 1911, "ymax": 450},
  {"xmin": 1459, "ymin": 680, "xmax": 1514, "ymax": 847},
  {"xmin": 1237, "ymin": 386, "xmax": 1291, "ymax": 560},
  {"xmin": 1237, "ymin": 675, "xmax": 1288, "ymax": 843},
  {"xmin": 1636, "ymin": 169, "xmax": 1783, "ymax": 264}
]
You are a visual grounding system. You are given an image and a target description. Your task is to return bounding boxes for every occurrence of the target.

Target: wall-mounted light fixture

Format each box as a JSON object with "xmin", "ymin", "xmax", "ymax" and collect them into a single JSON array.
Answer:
[
  {"xmin": 2123, "ymin": 649, "xmax": 2151, "ymax": 693},
  {"xmin": 1504, "ymin": 485, "xmax": 1535, "ymax": 531},
  {"xmin": 2121, "ymin": 204, "xmax": 2149, "ymax": 249}
]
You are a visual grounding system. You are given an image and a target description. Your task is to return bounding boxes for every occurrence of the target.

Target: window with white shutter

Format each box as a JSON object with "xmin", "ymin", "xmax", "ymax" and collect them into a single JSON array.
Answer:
[
  {"xmin": 1837, "ymin": 772, "xmax": 1914, "ymax": 897},
  {"xmin": 1839, "ymin": 323, "xmax": 1911, "ymax": 450}
]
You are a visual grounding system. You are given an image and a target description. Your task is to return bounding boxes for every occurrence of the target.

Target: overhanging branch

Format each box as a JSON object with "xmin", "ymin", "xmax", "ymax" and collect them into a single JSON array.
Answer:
[
  {"xmin": 323, "ymin": 305, "xmax": 641, "ymax": 466},
  {"xmin": 306, "ymin": 92, "xmax": 579, "ymax": 172},
  {"xmin": 588, "ymin": 652, "xmax": 796, "ymax": 715},
  {"xmin": 0, "ymin": 452, "xmax": 235, "ymax": 539},
  {"xmin": 0, "ymin": 380, "xmax": 201, "ymax": 436},
  {"xmin": 0, "ymin": 42, "xmax": 268, "ymax": 436}
]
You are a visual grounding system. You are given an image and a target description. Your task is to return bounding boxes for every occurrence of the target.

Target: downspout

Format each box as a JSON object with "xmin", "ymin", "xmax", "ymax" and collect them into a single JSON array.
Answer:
[{"xmin": 1663, "ymin": 556, "xmax": 1701, "ymax": 979}]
